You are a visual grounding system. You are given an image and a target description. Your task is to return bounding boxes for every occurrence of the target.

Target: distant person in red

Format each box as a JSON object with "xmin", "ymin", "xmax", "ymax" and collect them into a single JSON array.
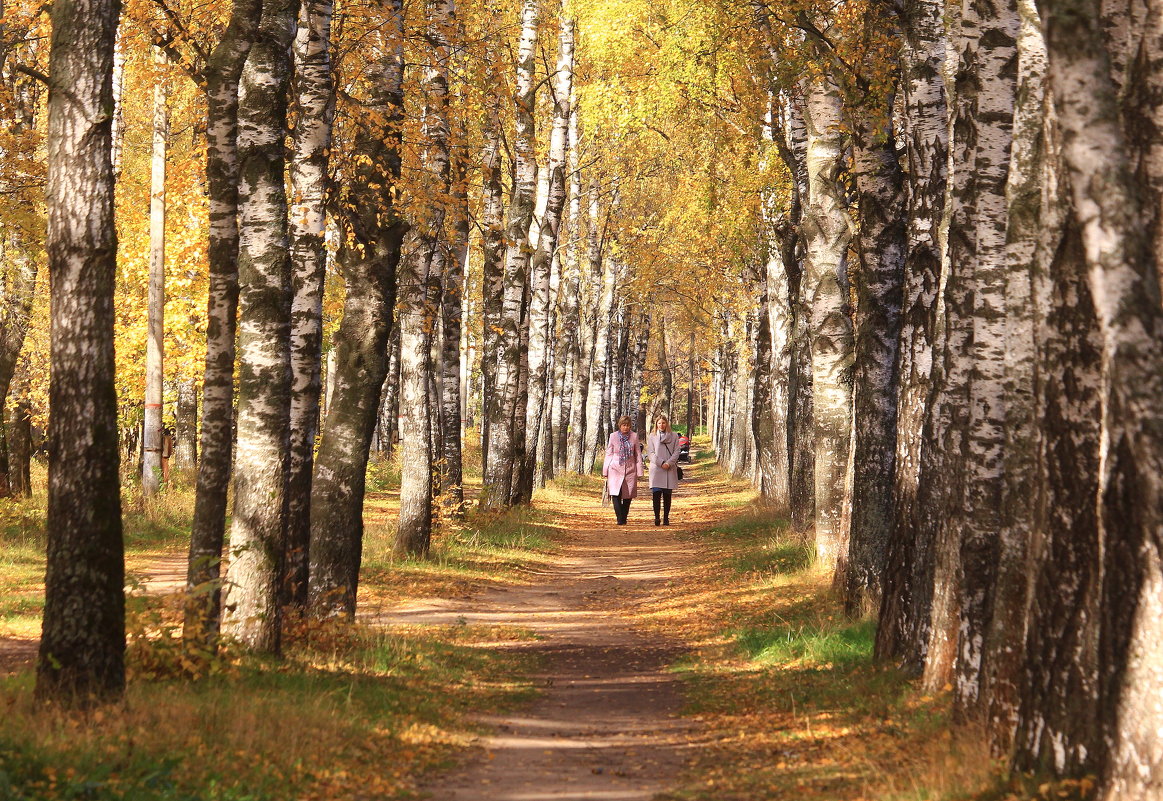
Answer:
[
  {"xmin": 602, "ymin": 415, "xmax": 644, "ymax": 525},
  {"xmin": 676, "ymin": 430, "xmax": 691, "ymax": 463}
]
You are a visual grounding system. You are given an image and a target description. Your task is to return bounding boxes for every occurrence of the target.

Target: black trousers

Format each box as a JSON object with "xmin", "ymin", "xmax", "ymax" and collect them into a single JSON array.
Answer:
[
  {"xmin": 612, "ymin": 495, "xmax": 632, "ymax": 523},
  {"xmin": 652, "ymin": 489, "xmax": 673, "ymax": 522}
]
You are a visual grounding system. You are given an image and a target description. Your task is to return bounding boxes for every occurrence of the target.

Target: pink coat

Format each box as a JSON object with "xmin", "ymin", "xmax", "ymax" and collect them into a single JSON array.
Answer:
[{"xmin": 602, "ymin": 431, "xmax": 643, "ymax": 498}]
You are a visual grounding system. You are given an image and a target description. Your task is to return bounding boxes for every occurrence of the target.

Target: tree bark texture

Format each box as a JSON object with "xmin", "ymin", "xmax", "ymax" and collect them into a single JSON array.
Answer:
[
  {"xmin": 309, "ymin": 0, "xmax": 405, "ymax": 606},
  {"xmin": 982, "ymin": 0, "xmax": 1045, "ymax": 752},
  {"xmin": 582, "ymin": 257, "xmax": 617, "ymax": 473},
  {"xmin": 552, "ymin": 100, "xmax": 582, "ymax": 474},
  {"xmin": 523, "ymin": 15, "xmax": 574, "ymax": 493},
  {"xmin": 221, "ymin": 0, "xmax": 298, "ymax": 653},
  {"xmin": 843, "ymin": 87, "xmax": 906, "ymax": 614},
  {"xmin": 875, "ymin": 0, "xmax": 949, "ymax": 667},
  {"xmin": 1011, "ymin": 93, "xmax": 1104, "ymax": 777},
  {"xmin": 36, "ymin": 0, "xmax": 125, "ymax": 703},
  {"xmin": 174, "ymin": 378, "xmax": 197, "ymax": 467},
  {"xmin": 478, "ymin": 90, "xmax": 505, "ymax": 469},
  {"xmin": 396, "ymin": 0, "xmax": 452, "ymax": 550},
  {"xmin": 801, "ymin": 75, "xmax": 854, "ymax": 568},
  {"xmin": 783, "ymin": 92, "xmax": 816, "ymax": 534},
  {"xmin": 1037, "ymin": 0, "xmax": 1163, "ymax": 791},
  {"xmin": 285, "ymin": 0, "xmax": 335, "ymax": 610},
  {"xmin": 441, "ymin": 150, "xmax": 470, "ymax": 515},
  {"xmin": 481, "ymin": 0, "xmax": 539, "ymax": 507},
  {"xmin": 186, "ymin": 0, "xmax": 262, "ymax": 650}
]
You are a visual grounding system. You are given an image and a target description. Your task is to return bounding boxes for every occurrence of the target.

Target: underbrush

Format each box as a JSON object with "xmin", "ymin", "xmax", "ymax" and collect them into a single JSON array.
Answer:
[{"xmin": 0, "ymin": 616, "xmax": 538, "ymax": 800}]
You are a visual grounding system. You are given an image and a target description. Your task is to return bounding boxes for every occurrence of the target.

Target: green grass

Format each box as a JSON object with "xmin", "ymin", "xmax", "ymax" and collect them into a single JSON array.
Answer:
[{"xmin": 736, "ymin": 618, "xmax": 876, "ymax": 667}]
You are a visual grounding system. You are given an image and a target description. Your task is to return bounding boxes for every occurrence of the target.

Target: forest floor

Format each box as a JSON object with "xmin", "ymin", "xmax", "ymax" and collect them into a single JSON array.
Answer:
[{"xmin": 0, "ymin": 445, "xmax": 1007, "ymax": 800}]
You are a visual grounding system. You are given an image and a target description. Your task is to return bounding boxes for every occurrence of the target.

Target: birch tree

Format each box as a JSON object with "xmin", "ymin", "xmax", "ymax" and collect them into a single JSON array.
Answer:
[
  {"xmin": 842, "ymin": 72, "xmax": 906, "ymax": 613},
  {"xmin": 1034, "ymin": 0, "xmax": 1163, "ymax": 789},
  {"xmin": 481, "ymin": 0, "xmax": 540, "ymax": 507},
  {"xmin": 285, "ymin": 0, "xmax": 335, "ymax": 609},
  {"xmin": 36, "ymin": 0, "xmax": 124, "ymax": 702},
  {"xmin": 800, "ymin": 74, "xmax": 853, "ymax": 568},
  {"xmin": 221, "ymin": 0, "xmax": 299, "ymax": 652},
  {"xmin": 551, "ymin": 104, "xmax": 582, "ymax": 474},
  {"xmin": 521, "ymin": 14, "xmax": 574, "ymax": 492},
  {"xmin": 185, "ymin": 0, "xmax": 263, "ymax": 650},
  {"xmin": 875, "ymin": 0, "xmax": 948, "ymax": 669},
  {"xmin": 310, "ymin": 0, "xmax": 406, "ymax": 604},
  {"xmin": 142, "ymin": 47, "xmax": 168, "ymax": 498},
  {"xmin": 397, "ymin": 0, "xmax": 455, "ymax": 552}
]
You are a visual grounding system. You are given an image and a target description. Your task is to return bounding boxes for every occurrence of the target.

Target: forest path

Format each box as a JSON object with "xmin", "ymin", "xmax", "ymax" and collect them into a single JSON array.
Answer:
[{"xmin": 377, "ymin": 455, "xmax": 737, "ymax": 801}]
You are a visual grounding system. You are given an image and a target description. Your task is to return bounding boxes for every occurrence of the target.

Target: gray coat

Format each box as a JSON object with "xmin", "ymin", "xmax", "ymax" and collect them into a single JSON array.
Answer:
[{"xmin": 647, "ymin": 431, "xmax": 681, "ymax": 490}]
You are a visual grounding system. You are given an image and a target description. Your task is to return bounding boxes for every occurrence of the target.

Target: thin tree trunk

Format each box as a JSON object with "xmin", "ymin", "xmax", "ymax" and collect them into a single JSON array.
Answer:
[
  {"xmin": 221, "ymin": 0, "xmax": 299, "ymax": 653},
  {"xmin": 582, "ymin": 257, "xmax": 617, "ymax": 472},
  {"xmin": 285, "ymin": 0, "xmax": 335, "ymax": 610},
  {"xmin": 479, "ymin": 90, "xmax": 505, "ymax": 469},
  {"xmin": 174, "ymin": 378, "xmax": 197, "ymax": 467},
  {"xmin": 397, "ymin": 0, "xmax": 453, "ymax": 551},
  {"xmin": 376, "ymin": 325, "xmax": 401, "ymax": 457},
  {"xmin": 567, "ymin": 172, "xmax": 601, "ymax": 473},
  {"xmin": 441, "ymin": 149, "xmax": 470, "ymax": 516},
  {"xmin": 9, "ymin": 379, "xmax": 31, "ymax": 497},
  {"xmin": 523, "ymin": 14, "xmax": 573, "ymax": 494},
  {"xmin": 482, "ymin": 0, "xmax": 539, "ymax": 508},
  {"xmin": 143, "ymin": 46, "xmax": 167, "ymax": 497},
  {"xmin": 784, "ymin": 92, "xmax": 815, "ymax": 534},
  {"xmin": 185, "ymin": 0, "xmax": 262, "ymax": 652},
  {"xmin": 0, "ymin": 238, "xmax": 38, "ymax": 498},
  {"xmin": 36, "ymin": 0, "xmax": 124, "ymax": 703},
  {"xmin": 310, "ymin": 0, "xmax": 405, "ymax": 606}
]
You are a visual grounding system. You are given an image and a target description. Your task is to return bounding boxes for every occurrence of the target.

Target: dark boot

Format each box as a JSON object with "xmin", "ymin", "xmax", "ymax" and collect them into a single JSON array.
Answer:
[
  {"xmin": 653, "ymin": 491, "xmax": 661, "ymax": 525},
  {"xmin": 663, "ymin": 489, "xmax": 672, "ymax": 525}
]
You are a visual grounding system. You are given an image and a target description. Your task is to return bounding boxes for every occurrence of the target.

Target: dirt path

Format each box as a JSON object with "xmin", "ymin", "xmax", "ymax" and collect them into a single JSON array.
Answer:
[
  {"xmin": 379, "ymin": 465, "xmax": 723, "ymax": 801},
  {"xmin": 0, "ymin": 553, "xmax": 190, "ymax": 676}
]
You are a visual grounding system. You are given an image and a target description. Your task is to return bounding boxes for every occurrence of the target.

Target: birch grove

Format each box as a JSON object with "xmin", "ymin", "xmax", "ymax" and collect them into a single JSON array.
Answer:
[{"xmin": 15, "ymin": 0, "xmax": 1163, "ymax": 790}]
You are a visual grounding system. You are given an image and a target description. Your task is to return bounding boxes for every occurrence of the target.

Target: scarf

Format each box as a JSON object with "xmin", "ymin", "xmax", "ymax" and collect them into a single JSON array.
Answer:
[{"xmin": 617, "ymin": 431, "xmax": 633, "ymax": 464}]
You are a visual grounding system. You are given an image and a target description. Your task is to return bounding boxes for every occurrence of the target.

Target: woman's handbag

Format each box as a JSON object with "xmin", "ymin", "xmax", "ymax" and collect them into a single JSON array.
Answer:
[
  {"xmin": 677, "ymin": 465, "xmax": 684, "ymax": 480},
  {"xmin": 601, "ymin": 479, "xmax": 611, "ymax": 506}
]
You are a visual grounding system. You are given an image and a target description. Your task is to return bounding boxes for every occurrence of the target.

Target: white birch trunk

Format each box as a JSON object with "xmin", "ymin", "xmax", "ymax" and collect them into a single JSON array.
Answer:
[
  {"xmin": 801, "ymin": 75, "xmax": 854, "ymax": 568},
  {"xmin": 222, "ymin": 0, "xmax": 298, "ymax": 652},
  {"xmin": 143, "ymin": 47, "xmax": 167, "ymax": 498},
  {"xmin": 285, "ymin": 0, "xmax": 334, "ymax": 609},
  {"xmin": 481, "ymin": 0, "xmax": 539, "ymax": 508}
]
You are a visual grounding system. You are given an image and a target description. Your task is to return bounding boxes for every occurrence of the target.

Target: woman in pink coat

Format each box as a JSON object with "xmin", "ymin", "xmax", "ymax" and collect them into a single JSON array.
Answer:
[{"xmin": 602, "ymin": 415, "xmax": 644, "ymax": 525}]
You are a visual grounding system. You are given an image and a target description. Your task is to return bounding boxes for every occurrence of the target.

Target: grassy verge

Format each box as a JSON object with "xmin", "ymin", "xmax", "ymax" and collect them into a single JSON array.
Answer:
[
  {"xmin": 1, "ymin": 462, "xmax": 198, "ymax": 639},
  {"xmin": 1, "ymin": 620, "xmax": 538, "ymax": 800},
  {"xmin": 0, "ymin": 448, "xmax": 555, "ymax": 800},
  {"xmin": 626, "ymin": 464, "xmax": 1004, "ymax": 801}
]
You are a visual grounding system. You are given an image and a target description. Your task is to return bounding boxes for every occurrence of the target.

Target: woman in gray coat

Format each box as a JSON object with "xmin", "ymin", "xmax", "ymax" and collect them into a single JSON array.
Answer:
[{"xmin": 647, "ymin": 415, "xmax": 681, "ymax": 525}]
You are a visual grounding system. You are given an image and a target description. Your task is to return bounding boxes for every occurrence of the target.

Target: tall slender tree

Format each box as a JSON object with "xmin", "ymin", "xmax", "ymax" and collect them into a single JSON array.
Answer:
[
  {"xmin": 142, "ymin": 47, "xmax": 168, "ymax": 498},
  {"xmin": 36, "ymin": 0, "xmax": 124, "ymax": 703},
  {"xmin": 185, "ymin": 0, "xmax": 263, "ymax": 650},
  {"xmin": 221, "ymin": 0, "xmax": 299, "ymax": 652},
  {"xmin": 285, "ymin": 0, "xmax": 335, "ymax": 609},
  {"xmin": 310, "ymin": 0, "xmax": 406, "ymax": 607}
]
